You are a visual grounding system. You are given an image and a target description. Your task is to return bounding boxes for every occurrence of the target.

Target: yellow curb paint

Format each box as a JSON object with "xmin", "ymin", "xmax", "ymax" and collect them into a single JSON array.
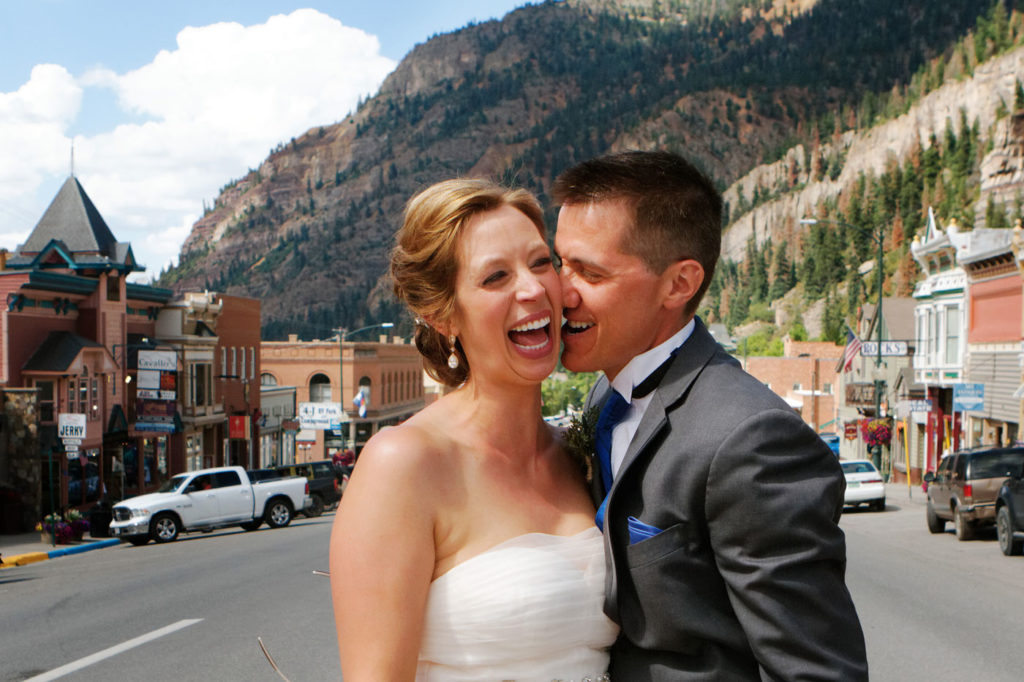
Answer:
[{"xmin": 0, "ymin": 552, "xmax": 49, "ymax": 568}]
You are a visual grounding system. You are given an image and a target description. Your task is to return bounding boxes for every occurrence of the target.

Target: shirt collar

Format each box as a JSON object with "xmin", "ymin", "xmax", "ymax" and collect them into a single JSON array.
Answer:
[{"xmin": 608, "ymin": 318, "xmax": 695, "ymax": 400}]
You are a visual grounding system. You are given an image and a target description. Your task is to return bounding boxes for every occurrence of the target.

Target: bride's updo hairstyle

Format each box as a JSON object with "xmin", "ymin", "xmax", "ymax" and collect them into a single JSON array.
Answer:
[{"xmin": 391, "ymin": 178, "xmax": 546, "ymax": 387}]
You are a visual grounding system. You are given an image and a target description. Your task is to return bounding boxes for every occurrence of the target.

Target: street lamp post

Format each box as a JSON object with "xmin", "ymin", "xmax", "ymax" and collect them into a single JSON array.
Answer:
[
  {"xmin": 331, "ymin": 322, "xmax": 394, "ymax": 451},
  {"xmin": 800, "ymin": 217, "xmax": 886, "ymax": 471}
]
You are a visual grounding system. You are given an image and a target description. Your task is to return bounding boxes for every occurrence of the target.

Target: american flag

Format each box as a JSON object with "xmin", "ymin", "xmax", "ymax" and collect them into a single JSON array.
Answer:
[{"xmin": 841, "ymin": 329, "xmax": 863, "ymax": 373}]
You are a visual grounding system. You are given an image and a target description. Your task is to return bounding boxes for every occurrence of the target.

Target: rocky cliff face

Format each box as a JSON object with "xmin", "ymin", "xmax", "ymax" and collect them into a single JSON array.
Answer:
[
  {"xmin": 161, "ymin": 0, "xmax": 996, "ymax": 338},
  {"xmin": 721, "ymin": 47, "xmax": 1024, "ymax": 262}
]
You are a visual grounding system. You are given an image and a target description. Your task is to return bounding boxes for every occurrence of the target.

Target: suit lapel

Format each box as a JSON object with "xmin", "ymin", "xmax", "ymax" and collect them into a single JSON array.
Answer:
[
  {"xmin": 601, "ymin": 320, "xmax": 723, "ymax": 621},
  {"xmin": 611, "ymin": 319, "xmax": 721, "ymax": 487}
]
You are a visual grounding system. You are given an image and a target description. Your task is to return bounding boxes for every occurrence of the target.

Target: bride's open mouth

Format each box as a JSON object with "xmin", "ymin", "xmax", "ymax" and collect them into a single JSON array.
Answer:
[{"xmin": 508, "ymin": 314, "xmax": 553, "ymax": 354}]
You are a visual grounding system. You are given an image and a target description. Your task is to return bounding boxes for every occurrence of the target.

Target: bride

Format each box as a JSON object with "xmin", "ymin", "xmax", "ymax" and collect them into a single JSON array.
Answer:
[{"xmin": 330, "ymin": 178, "xmax": 618, "ymax": 681}]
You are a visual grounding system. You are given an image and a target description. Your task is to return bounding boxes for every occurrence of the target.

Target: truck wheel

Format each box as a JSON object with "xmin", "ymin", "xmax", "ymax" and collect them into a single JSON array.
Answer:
[
  {"xmin": 926, "ymin": 501, "xmax": 946, "ymax": 534},
  {"xmin": 127, "ymin": 536, "xmax": 149, "ymax": 546},
  {"xmin": 151, "ymin": 514, "xmax": 180, "ymax": 543},
  {"xmin": 240, "ymin": 520, "xmax": 262, "ymax": 531},
  {"xmin": 265, "ymin": 499, "xmax": 293, "ymax": 528},
  {"xmin": 303, "ymin": 494, "xmax": 324, "ymax": 518},
  {"xmin": 953, "ymin": 506, "xmax": 974, "ymax": 541},
  {"xmin": 997, "ymin": 507, "xmax": 1022, "ymax": 556}
]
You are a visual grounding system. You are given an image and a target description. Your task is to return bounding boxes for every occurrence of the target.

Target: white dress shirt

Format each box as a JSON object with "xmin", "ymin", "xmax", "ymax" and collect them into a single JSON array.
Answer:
[{"xmin": 606, "ymin": 319, "xmax": 695, "ymax": 478}]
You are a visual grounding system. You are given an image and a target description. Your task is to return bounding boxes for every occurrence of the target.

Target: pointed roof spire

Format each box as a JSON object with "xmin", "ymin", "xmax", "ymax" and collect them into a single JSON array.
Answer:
[{"xmin": 17, "ymin": 176, "xmax": 118, "ymax": 257}]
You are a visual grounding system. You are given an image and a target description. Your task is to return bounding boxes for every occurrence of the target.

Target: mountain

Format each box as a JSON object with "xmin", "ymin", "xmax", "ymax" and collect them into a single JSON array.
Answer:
[{"xmin": 158, "ymin": 0, "xmax": 1004, "ymax": 341}]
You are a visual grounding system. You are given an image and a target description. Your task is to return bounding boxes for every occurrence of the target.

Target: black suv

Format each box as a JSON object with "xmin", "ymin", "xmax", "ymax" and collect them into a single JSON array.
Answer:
[
  {"xmin": 995, "ymin": 457, "xmax": 1024, "ymax": 556},
  {"xmin": 276, "ymin": 460, "xmax": 342, "ymax": 517},
  {"xmin": 925, "ymin": 446, "xmax": 1024, "ymax": 540}
]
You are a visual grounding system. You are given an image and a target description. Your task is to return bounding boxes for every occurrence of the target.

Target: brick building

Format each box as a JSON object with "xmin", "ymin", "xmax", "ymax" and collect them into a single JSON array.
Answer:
[
  {"xmin": 260, "ymin": 332, "xmax": 425, "ymax": 461},
  {"xmin": 743, "ymin": 339, "xmax": 843, "ymax": 434},
  {"xmin": 0, "ymin": 176, "xmax": 262, "ymax": 533}
]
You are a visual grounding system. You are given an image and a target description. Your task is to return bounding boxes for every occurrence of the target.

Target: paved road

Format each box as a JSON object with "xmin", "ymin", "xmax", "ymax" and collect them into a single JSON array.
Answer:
[
  {"xmin": 842, "ymin": 485, "xmax": 1024, "ymax": 681},
  {"xmin": 1, "ymin": 515, "xmax": 338, "ymax": 681},
  {"xmin": 4, "ymin": 485, "xmax": 1024, "ymax": 681}
]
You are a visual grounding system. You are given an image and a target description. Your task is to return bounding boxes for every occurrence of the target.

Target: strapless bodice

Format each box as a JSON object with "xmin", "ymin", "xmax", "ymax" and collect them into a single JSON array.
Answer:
[{"xmin": 416, "ymin": 526, "xmax": 618, "ymax": 681}]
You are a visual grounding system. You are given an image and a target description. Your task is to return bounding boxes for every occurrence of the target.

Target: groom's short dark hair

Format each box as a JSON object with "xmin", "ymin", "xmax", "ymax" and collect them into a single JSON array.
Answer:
[{"xmin": 552, "ymin": 150, "xmax": 722, "ymax": 313}]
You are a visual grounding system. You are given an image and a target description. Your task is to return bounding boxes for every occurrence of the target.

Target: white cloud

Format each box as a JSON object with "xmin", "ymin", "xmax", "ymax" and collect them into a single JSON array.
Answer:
[
  {"xmin": 0, "ymin": 9, "xmax": 396, "ymax": 280},
  {"xmin": 0, "ymin": 64, "xmax": 81, "ymax": 204}
]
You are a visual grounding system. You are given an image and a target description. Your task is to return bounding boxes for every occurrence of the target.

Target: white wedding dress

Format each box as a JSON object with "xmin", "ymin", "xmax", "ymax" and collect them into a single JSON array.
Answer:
[{"xmin": 416, "ymin": 526, "xmax": 619, "ymax": 681}]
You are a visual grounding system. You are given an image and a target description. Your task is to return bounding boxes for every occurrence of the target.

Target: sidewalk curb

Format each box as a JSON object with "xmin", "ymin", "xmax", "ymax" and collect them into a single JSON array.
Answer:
[{"xmin": 1, "ymin": 538, "xmax": 120, "ymax": 569}]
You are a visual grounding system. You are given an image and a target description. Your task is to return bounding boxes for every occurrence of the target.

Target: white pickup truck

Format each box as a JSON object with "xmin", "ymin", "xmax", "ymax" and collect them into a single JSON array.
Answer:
[{"xmin": 109, "ymin": 466, "xmax": 310, "ymax": 545}]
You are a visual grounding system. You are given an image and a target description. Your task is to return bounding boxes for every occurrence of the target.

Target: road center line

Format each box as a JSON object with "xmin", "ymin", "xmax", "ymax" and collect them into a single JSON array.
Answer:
[{"xmin": 25, "ymin": 618, "xmax": 203, "ymax": 681}]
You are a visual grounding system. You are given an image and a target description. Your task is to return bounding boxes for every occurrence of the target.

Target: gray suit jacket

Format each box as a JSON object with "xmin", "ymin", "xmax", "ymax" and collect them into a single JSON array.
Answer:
[{"xmin": 587, "ymin": 319, "xmax": 868, "ymax": 681}]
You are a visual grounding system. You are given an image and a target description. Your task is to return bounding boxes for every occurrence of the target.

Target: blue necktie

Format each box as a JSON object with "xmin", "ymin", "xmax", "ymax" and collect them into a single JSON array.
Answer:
[{"xmin": 594, "ymin": 389, "xmax": 629, "ymax": 530}]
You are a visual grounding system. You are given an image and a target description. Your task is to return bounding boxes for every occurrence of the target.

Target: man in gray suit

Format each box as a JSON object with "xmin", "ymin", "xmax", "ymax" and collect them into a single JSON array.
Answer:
[{"xmin": 553, "ymin": 150, "xmax": 868, "ymax": 680}]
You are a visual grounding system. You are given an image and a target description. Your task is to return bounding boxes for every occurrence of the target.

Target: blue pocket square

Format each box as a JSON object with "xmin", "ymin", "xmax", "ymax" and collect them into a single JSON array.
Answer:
[{"xmin": 627, "ymin": 516, "xmax": 663, "ymax": 544}]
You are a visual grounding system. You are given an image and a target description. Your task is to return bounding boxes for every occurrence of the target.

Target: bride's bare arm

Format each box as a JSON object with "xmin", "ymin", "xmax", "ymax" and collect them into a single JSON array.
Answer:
[{"xmin": 330, "ymin": 428, "xmax": 437, "ymax": 681}]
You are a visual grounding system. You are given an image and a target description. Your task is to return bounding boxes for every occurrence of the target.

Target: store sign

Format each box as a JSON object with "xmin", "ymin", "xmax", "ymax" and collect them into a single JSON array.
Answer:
[
  {"xmin": 138, "ymin": 350, "xmax": 177, "ymax": 371},
  {"xmin": 844, "ymin": 421, "xmax": 859, "ymax": 440},
  {"xmin": 299, "ymin": 402, "xmax": 343, "ymax": 430},
  {"xmin": 58, "ymin": 413, "xmax": 86, "ymax": 439},
  {"xmin": 860, "ymin": 341, "xmax": 909, "ymax": 357},
  {"xmin": 845, "ymin": 382, "xmax": 876, "ymax": 407},
  {"xmin": 897, "ymin": 399, "xmax": 933, "ymax": 415},
  {"xmin": 229, "ymin": 415, "xmax": 250, "ymax": 440},
  {"xmin": 953, "ymin": 383, "xmax": 985, "ymax": 412}
]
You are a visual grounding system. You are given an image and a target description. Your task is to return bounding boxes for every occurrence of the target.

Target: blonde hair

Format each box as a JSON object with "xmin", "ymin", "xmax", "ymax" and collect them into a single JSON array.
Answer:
[{"xmin": 390, "ymin": 178, "xmax": 545, "ymax": 386}]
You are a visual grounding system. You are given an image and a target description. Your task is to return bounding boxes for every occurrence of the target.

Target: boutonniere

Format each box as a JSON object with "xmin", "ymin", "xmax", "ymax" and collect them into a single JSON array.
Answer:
[{"xmin": 563, "ymin": 406, "xmax": 600, "ymax": 483}]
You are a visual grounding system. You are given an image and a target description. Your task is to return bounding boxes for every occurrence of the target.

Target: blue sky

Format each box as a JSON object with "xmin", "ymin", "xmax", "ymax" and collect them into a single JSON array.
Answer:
[{"xmin": 0, "ymin": 1, "xmax": 536, "ymax": 280}]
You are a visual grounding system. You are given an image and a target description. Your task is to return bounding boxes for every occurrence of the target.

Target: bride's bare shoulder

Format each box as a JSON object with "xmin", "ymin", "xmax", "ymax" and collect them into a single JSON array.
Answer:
[{"xmin": 352, "ymin": 411, "xmax": 457, "ymax": 486}]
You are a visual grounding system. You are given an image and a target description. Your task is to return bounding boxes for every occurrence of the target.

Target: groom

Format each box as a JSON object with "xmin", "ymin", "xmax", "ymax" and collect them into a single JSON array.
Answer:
[{"xmin": 553, "ymin": 150, "xmax": 868, "ymax": 680}]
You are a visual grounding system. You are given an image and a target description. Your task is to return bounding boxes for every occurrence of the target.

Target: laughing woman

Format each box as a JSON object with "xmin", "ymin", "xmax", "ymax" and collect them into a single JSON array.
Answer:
[{"xmin": 329, "ymin": 179, "xmax": 617, "ymax": 681}]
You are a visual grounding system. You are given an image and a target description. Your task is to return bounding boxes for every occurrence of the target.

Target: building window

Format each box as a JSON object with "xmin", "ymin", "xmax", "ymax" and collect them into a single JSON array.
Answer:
[
  {"xmin": 929, "ymin": 310, "xmax": 937, "ymax": 366},
  {"xmin": 823, "ymin": 382, "xmax": 833, "ymax": 395},
  {"xmin": 106, "ymin": 274, "xmax": 120, "ymax": 301},
  {"xmin": 192, "ymin": 363, "xmax": 212, "ymax": 406},
  {"xmin": 261, "ymin": 373, "xmax": 277, "ymax": 386},
  {"xmin": 945, "ymin": 306, "xmax": 960, "ymax": 365},
  {"xmin": 793, "ymin": 383, "xmax": 802, "ymax": 391},
  {"xmin": 310, "ymin": 373, "xmax": 332, "ymax": 402},
  {"xmin": 250, "ymin": 347, "xmax": 256, "ymax": 380},
  {"xmin": 916, "ymin": 311, "xmax": 928, "ymax": 364},
  {"xmin": 240, "ymin": 348, "xmax": 246, "ymax": 381},
  {"xmin": 37, "ymin": 380, "xmax": 55, "ymax": 422}
]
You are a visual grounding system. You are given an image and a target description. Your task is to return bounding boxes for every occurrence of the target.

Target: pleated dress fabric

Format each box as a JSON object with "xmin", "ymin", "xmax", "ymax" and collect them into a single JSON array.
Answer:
[{"xmin": 416, "ymin": 526, "xmax": 618, "ymax": 681}]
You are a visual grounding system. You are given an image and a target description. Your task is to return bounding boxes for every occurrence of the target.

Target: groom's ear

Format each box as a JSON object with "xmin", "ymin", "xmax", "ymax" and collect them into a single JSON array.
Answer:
[{"xmin": 660, "ymin": 259, "xmax": 704, "ymax": 311}]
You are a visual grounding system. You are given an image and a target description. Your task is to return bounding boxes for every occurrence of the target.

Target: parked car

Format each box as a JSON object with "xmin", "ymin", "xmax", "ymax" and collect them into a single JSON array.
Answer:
[
  {"xmin": 276, "ymin": 459, "xmax": 342, "ymax": 517},
  {"xmin": 248, "ymin": 468, "xmax": 282, "ymax": 483},
  {"xmin": 819, "ymin": 432, "xmax": 840, "ymax": 457},
  {"xmin": 840, "ymin": 459, "xmax": 885, "ymax": 511},
  {"xmin": 924, "ymin": 446, "xmax": 1024, "ymax": 540},
  {"xmin": 109, "ymin": 466, "xmax": 309, "ymax": 545},
  {"xmin": 995, "ymin": 458, "xmax": 1024, "ymax": 556}
]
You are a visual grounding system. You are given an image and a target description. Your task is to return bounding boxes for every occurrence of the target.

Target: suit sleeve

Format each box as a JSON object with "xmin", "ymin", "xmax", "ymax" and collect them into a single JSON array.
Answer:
[{"xmin": 705, "ymin": 408, "xmax": 868, "ymax": 681}]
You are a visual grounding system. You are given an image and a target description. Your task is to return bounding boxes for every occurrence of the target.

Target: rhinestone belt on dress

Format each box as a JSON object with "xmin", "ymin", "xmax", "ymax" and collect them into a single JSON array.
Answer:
[{"xmin": 501, "ymin": 676, "xmax": 610, "ymax": 682}]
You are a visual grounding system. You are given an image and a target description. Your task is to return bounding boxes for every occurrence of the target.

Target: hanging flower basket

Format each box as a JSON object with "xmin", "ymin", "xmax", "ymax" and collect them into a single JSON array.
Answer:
[{"xmin": 862, "ymin": 419, "xmax": 892, "ymax": 447}]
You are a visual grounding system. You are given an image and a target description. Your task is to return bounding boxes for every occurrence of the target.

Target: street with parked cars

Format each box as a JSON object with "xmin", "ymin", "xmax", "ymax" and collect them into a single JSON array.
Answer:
[
  {"xmin": 5, "ymin": 480, "xmax": 1024, "ymax": 681},
  {"xmin": 108, "ymin": 466, "xmax": 310, "ymax": 545}
]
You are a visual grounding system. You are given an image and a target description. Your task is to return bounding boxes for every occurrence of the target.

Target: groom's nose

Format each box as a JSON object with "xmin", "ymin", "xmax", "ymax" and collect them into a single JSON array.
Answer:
[{"xmin": 559, "ymin": 271, "xmax": 581, "ymax": 309}]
